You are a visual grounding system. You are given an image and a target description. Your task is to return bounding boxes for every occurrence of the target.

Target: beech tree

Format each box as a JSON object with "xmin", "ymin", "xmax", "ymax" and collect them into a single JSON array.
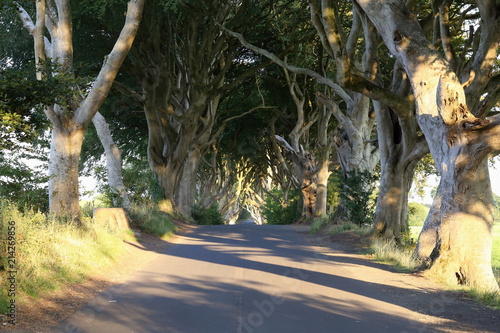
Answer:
[
  {"xmin": 222, "ymin": 5, "xmax": 379, "ymax": 221},
  {"xmin": 308, "ymin": 0, "xmax": 430, "ymax": 239},
  {"xmin": 356, "ymin": 0, "xmax": 500, "ymax": 292},
  {"xmin": 128, "ymin": 0, "xmax": 278, "ymax": 218},
  {"xmin": 16, "ymin": 0, "xmax": 145, "ymax": 222}
]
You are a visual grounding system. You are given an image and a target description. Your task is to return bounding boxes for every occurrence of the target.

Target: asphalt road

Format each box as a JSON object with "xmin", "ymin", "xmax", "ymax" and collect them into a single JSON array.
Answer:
[{"xmin": 54, "ymin": 224, "xmax": 430, "ymax": 333}]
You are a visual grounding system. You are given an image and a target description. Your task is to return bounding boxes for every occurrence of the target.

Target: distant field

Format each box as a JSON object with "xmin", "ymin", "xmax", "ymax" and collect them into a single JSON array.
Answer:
[
  {"xmin": 410, "ymin": 226, "xmax": 500, "ymax": 274},
  {"xmin": 492, "ymin": 226, "xmax": 500, "ymax": 272}
]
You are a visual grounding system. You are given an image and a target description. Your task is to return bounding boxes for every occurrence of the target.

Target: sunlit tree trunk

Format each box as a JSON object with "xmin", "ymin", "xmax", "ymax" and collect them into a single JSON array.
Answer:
[
  {"xmin": 92, "ymin": 112, "xmax": 131, "ymax": 209},
  {"xmin": 18, "ymin": 0, "xmax": 145, "ymax": 222},
  {"xmin": 48, "ymin": 112, "xmax": 85, "ymax": 220},
  {"xmin": 357, "ymin": 0, "xmax": 500, "ymax": 292},
  {"xmin": 372, "ymin": 98, "xmax": 428, "ymax": 241}
]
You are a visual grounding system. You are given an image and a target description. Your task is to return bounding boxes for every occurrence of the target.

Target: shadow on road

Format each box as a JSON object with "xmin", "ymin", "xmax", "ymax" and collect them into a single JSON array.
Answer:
[{"xmin": 55, "ymin": 224, "xmax": 499, "ymax": 333}]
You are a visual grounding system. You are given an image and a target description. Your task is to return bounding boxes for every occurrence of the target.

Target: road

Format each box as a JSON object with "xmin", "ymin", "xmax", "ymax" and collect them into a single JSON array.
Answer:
[{"xmin": 54, "ymin": 224, "xmax": 431, "ymax": 333}]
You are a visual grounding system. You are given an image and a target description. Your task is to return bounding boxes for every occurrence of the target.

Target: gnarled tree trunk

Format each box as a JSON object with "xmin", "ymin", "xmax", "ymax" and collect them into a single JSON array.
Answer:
[{"xmin": 357, "ymin": 0, "xmax": 500, "ymax": 292}]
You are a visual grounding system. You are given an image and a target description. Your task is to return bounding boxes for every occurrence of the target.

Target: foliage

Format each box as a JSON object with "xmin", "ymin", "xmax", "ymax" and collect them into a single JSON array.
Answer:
[
  {"xmin": 492, "ymin": 226, "xmax": 500, "ymax": 274},
  {"xmin": 412, "ymin": 154, "xmax": 438, "ymax": 199},
  {"xmin": 333, "ymin": 169, "xmax": 378, "ymax": 226},
  {"xmin": 80, "ymin": 195, "xmax": 113, "ymax": 218},
  {"xmin": 407, "ymin": 202, "xmax": 430, "ymax": 227},
  {"xmin": 0, "ymin": 67, "xmax": 51, "ymax": 149},
  {"xmin": 494, "ymin": 194, "xmax": 500, "ymax": 225},
  {"xmin": 128, "ymin": 202, "xmax": 177, "ymax": 238},
  {"xmin": 191, "ymin": 204, "xmax": 225, "ymax": 225},
  {"xmin": 261, "ymin": 188, "xmax": 299, "ymax": 225},
  {"xmin": 0, "ymin": 149, "xmax": 49, "ymax": 212},
  {"xmin": 326, "ymin": 170, "xmax": 342, "ymax": 214},
  {"xmin": 237, "ymin": 209, "xmax": 253, "ymax": 221},
  {"xmin": 0, "ymin": 198, "xmax": 125, "ymax": 312},
  {"xmin": 84, "ymin": 155, "xmax": 163, "ymax": 207}
]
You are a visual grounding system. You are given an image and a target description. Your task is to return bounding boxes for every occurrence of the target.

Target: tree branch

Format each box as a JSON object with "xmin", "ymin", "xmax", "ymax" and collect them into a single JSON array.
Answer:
[
  {"xmin": 216, "ymin": 22, "xmax": 354, "ymax": 107},
  {"xmin": 76, "ymin": 0, "xmax": 146, "ymax": 125}
]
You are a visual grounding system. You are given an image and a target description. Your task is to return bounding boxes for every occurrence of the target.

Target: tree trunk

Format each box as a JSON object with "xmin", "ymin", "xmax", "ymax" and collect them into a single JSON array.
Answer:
[
  {"xmin": 414, "ymin": 180, "xmax": 442, "ymax": 260},
  {"xmin": 314, "ymin": 157, "xmax": 330, "ymax": 217},
  {"xmin": 300, "ymin": 152, "xmax": 317, "ymax": 221},
  {"xmin": 356, "ymin": 0, "xmax": 500, "ymax": 292},
  {"xmin": 373, "ymin": 158, "xmax": 416, "ymax": 241},
  {"xmin": 176, "ymin": 147, "xmax": 202, "ymax": 219},
  {"xmin": 432, "ymin": 158, "xmax": 497, "ymax": 290},
  {"xmin": 18, "ymin": 0, "xmax": 145, "ymax": 222},
  {"xmin": 92, "ymin": 112, "xmax": 131, "ymax": 209},
  {"xmin": 48, "ymin": 118, "xmax": 85, "ymax": 221},
  {"xmin": 372, "ymin": 99, "xmax": 427, "ymax": 241}
]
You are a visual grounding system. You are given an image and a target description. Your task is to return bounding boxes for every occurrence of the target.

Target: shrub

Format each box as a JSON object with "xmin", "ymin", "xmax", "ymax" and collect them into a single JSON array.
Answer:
[
  {"xmin": 261, "ymin": 188, "xmax": 299, "ymax": 225},
  {"xmin": 310, "ymin": 216, "xmax": 330, "ymax": 233},
  {"xmin": 191, "ymin": 203, "xmax": 225, "ymax": 225},
  {"xmin": 333, "ymin": 169, "xmax": 378, "ymax": 226}
]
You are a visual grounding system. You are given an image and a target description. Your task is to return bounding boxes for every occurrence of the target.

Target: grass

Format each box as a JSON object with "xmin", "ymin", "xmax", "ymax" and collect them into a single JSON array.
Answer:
[
  {"xmin": 370, "ymin": 238, "xmax": 421, "ymax": 272},
  {"xmin": 128, "ymin": 202, "xmax": 177, "ymax": 239},
  {"xmin": 0, "ymin": 200, "xmax": 126, "ymax": 313},
  {"xmin": 0, "ymin": 199, "xmax": 179, "ymax": 315},
  {"xmin": 492, "ymin": 226, "xmax": 500, "ymax": 275},
  {"xmin": 310, "ymin": 217, "xmax": 372, "ymax": 236},
  {"xmin": 404, "ymin": 225, "xmax": 500, "ymax": 308}
]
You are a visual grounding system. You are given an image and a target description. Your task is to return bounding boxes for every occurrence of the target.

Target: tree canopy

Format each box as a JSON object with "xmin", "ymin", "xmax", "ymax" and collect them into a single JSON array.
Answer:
[{"xmin": 1, "ymin": 0, "xmax": 499, "ymax": 291}]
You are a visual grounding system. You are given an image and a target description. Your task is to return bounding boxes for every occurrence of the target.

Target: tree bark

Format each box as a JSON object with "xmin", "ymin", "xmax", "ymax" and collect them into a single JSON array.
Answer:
[
  {"xmin": 47, "ymin": 113, "xmax": 85, "ymax": 221},
  {"xmin": 18, "ymin": 0, "xmax": 146, "ymax": 222},
  {"xmin": 372, "ymin": 98, "xmax": 428, "ymax": 240},
  {"xmin": 92, "ymin": 112, "xmax": 131, "ymax": 209},
  {"xmin": 356, "ymin": 0, "xmax": 500, "ymax": 292}
]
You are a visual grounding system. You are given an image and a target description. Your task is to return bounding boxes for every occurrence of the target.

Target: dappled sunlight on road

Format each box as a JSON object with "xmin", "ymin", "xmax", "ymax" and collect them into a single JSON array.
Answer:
[{"xmin": 53, "ymin": 225, "xmax": 500, "ymax": 333}]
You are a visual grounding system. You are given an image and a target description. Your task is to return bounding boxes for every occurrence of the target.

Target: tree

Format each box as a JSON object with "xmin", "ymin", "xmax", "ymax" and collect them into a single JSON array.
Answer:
[
  {"xmin": 308, "ymin": 0, "xmax": 430, "ymax": 240},
  {"xmin": 91, "ymin": 111, "xmax": 131, "ymax": 208},
  {"xmin": 127, "ymin": 0, "xmax": 278, "ymax": 219},
  {"xmin": 356, "ymin": 0, "xmax": 500, "ymax": 292},
  {"xmin": 16, "ymin": 0, "xmax": 145, "ymax": 222}
]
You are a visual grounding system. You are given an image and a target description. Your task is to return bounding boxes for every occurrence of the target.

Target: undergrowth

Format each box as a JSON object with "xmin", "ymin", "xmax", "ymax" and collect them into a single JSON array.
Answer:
[
  {"xmin": 128, "ymin": 202, "xmax": 177, "ymax": 238},
  {"xmin": 0, "ymin": 199, "xmax": 125, "ymax": 313},
  {"xmin": 370, "ymin": 239, "xmax": 420, "ymax": 272},
  {"xmin": 310, "ymin": 217, "xmax": 372, "ymax": 236},
  {"xmin": 469, "ymin": 289, "xmax": 500, "ymax": 310}
]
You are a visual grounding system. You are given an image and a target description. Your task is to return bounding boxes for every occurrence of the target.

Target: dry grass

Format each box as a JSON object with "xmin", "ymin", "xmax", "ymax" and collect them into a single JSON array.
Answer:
[
  {"xmin": 0, "ymin": 200, "xmax": 126, "ymax": 313},
  {"xmin": 370, "ymin": 238, "xmax": 421, "ymax": 272}
]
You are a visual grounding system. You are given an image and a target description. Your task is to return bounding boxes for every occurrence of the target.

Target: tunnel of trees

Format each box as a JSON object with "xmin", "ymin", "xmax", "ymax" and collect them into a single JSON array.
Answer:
[{"xmin": 1, "ymin": 0, "xmax": 499, "ymax": 292}]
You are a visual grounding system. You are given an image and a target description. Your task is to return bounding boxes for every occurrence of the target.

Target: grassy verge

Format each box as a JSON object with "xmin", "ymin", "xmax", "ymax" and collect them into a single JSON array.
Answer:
[
  {"xmin": 310, "ymin": 218, "xmax": 372, "ymax": 236},
  {"xmin": 128, "ymin": 202, "xmax": 177, "ymax": 239},
  {"xmin": 377, "ymin": 225, "xmax": 500, "ymax": 308},
  {"xmin": 370, "ymin": 239, "xmax": 420, "ymax": 272},
  {"xmin": 0, "ymin": 200, "xmax": 126, "ymax": 314}
]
